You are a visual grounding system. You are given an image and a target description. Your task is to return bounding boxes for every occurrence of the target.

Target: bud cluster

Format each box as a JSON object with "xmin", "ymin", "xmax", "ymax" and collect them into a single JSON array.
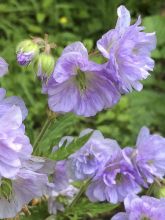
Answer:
[{"xmin": 16, "ymin": 35, "xmax": 55, "ymax": 80}]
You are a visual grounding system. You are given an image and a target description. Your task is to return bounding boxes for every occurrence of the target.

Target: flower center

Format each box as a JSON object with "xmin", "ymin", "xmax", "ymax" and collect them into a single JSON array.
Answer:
[
  {"xmin": 116, "ymin": 173, "xmax": 122, "ymax": 183},
  {"xmin": 148, "ymin": 160, "xmax": 154, "ymax": 165},
  {"xmin": 140, "ymin": 215, "xmax": 150, "ymax": 220},
  {"xmin": 75, "ymin": 69, "xmax": 87, "ymax": 91},
  {"xmin": 0, "ymin": 178, "xmax": 12, "ymax": 199}
]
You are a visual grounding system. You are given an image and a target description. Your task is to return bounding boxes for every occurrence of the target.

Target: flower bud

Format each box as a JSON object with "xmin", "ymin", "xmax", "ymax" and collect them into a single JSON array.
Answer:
[
  {"xmin": 155, "ymin": 185, "xmax": 165, "ymax": 198},
  {"xmin": 37, "ymin": 53, "xmax": 55, "ymax": 79},
  {"xmin": 16, "ymin": 39, "xmax": 39, "ymax": 66}
]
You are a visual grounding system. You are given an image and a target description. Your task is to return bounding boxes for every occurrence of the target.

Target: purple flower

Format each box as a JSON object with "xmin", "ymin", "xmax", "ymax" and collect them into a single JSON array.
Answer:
[
  {"xmin": 133, "ymin": 127, "xmax": 165, "ymax": 185},
  {"xmin": 0, "ymin": 88, "xmax": 28, "ymax": 120},
  {"xmin": 43, "ymin": 42, "xmax": 120, "ymax": 117},
  {"xmin": 0, "ymin": 57, "xmax": 8, "ymax": 77},
  {"xmin": 67, "ymin": 129, "xmax": 120, "ymax": 181},
  {"xmin": 48, "ymin": 185, "xmax": 78, "ymax": 215},
  {"xmin": 17, "ymin": 51, "xmax": 35, "ymax": 66},
  {"xmin": 0, "ymin": 168, "xmax": 48, "ymax": 219},
  {"xmin": 0, "ymin": 88, "xmax": 32, "ymax": 178},
  {"xmin": 52, "ymin": 160, "xmax": 70, "ymax": 191},
  {"xmin": 111, "ymin": 194, "xmax": 165, "ymax": 220},
  {"xmin": 97, "ymin": 5, "xmax": 156, "ymax": 93},
  {"xmin": 86, "ymin": 149, "xmax": 141, "ymax": 204},
  {"xmin": 46, "ymin": 161, "xmax": 78, "ymax": 215},
  {"xmin": 23, "ymin": 155, "xmax": 55, "ymax": 175}
]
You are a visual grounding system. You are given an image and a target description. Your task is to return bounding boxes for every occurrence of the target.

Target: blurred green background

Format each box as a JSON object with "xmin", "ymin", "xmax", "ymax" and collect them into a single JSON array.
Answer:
[{"xmin": 0, "ymin": 0, "xmax": 165, "ymax": 148}]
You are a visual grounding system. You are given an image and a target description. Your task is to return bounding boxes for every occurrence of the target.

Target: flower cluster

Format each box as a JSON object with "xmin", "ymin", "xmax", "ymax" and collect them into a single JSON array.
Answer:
[
  {"xmin": 85, "ymin": 127, "xmax": 165, "ymax": 204},
  {"xmin": 53, "ymin": 126, "xmax": 165, "ymax": 209},
  {"xmin": 16, "ymin": 5, "xmax": 156, "ymax": 117},
  {"xmin": 41, "ymin": 5, "xmax": 156, "ymax": 117}
]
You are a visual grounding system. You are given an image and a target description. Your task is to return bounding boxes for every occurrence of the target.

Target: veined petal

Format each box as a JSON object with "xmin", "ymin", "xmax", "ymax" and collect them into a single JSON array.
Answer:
[
  {"xmin": 116, "ymin": 5, "xmax": 131, "ymax": 34},
  {"xmin": 62, "ymin": 41, "xmax": 88, "ymax": 58}
]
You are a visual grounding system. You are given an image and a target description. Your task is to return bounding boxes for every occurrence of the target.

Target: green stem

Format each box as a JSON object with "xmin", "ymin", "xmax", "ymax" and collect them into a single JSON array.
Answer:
[
  {"xmin": 33, "ymin": 113, "xmax": 55, "ymax": 155},
  {"xmin": 146, "ymin": 183, "xmax": 155, "ymax": 196},
  {"xmin": 67, "ymin": 179, "xmax": 91, "ymax": 210}
]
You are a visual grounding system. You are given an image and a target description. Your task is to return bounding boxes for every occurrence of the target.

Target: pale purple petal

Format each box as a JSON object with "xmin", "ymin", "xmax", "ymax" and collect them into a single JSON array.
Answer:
[
  {"xmin": 111, "ymin": 213, "xmax": 129, "ymax": 220},
  {"xmin": 116, "ymin": 5, "xmax": 131, "ymax": 34},
  {"xmin": 62, "ymin": 41, "xmax": 88, "ymax": 58},
  {"xmin": 0, "ymin": 57, "xmax": 8, "ymax": 76}
]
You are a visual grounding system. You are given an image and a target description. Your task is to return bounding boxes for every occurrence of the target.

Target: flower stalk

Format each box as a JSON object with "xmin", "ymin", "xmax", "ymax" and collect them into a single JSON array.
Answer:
[
  {"xmin": 67, "ymin": 178, "xmax": 91, "ymax": 210},
  {"xmin": 33, "ymin": 110, "xmax": 56, "ymax": 155}
]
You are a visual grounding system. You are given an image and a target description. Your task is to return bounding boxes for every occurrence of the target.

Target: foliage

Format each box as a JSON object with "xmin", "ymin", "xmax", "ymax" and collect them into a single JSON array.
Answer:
[{"xmin": 49, "ymin": 131, "xmax": 93, "ymax": 161}]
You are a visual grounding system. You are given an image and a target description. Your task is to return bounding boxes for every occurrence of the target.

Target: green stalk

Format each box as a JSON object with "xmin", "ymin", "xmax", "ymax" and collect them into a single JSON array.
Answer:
[
  {"xmin": 146, "ymin": 182, "xmax": 155, "ymax": 196},
  {"xmin": 67, "ymin": 178, "xmax": 91, "ymax": 210},
  {"xmin": 33, "ymin": 111, "xmax": 56, "ymax": 155}
]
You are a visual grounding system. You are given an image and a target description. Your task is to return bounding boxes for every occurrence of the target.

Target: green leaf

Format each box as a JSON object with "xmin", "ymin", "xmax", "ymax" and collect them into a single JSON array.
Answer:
[
  {"xmin": 38, "ymin": 113, "xmax": 80, "ymax": 156},
  {"xmin": 49, "ymin": 131, "xmax": 93, "ymax": 161},
  {"xmin": 143, "ymin": 15, "xmax": 165, "ymax": 46},
  {"xmin": 36, "ymin": 13, "xmax": 46, "ymax": 23},
  {"xmin": 67, "ymin": 198, "xmax": 119, "ymax": 219},
  {"xmin": 20, "ymin": 203, "xmax": 49, "ymax": 220}
]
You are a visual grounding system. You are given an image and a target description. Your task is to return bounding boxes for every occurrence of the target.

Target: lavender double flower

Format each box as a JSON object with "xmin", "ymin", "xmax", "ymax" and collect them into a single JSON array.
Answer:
[
  {"xmin": 44, "ymin": 42, "xmax": 120, "ymax": 117},
  {"xmin": 112, "ymin": 194, "xmax": 165, "ymax": 220},
  {"xmin": 97, "ymin": 5, "xmax": 156, "ymax": 93},
  {"xmin": 86, "ymin": 148, "xmax": 141, "ymax": 204},
  {"xmin": 0, "ymin": 88, "xmax": 32, "ymax": 179},
  {"xmin": 67, "ymin": 129, "xmax": 120, "ymax": 181},
  {"xmin": 132, "ymin": 127, "xmax": 165, "ymax": 186}
]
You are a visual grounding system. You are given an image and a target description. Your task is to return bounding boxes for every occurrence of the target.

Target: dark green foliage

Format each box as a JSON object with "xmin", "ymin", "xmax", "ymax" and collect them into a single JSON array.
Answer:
[
  {"xmin": 36, "ymin": 113, "xmax": 80, "ymax": 156},
  {"xmin": 66, "ymin": 198, "xmax": 119, "ymax": 220},
  {"xmin": 20, "ymin": 202, "xmax": 49, "ymax": 220}
]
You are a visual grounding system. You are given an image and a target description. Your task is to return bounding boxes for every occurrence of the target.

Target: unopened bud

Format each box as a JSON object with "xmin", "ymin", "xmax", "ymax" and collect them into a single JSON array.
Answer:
[
  {"xmin": 16, "ymin": 40, "xmax": 39, "ymax": 66},
  {"xmin": 37, "ymin": 53, "xmax": 55, "ymax": 79},
  {"xmin": 155, "ymin": 185, "xmax": 165, "ymax": 198}
]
